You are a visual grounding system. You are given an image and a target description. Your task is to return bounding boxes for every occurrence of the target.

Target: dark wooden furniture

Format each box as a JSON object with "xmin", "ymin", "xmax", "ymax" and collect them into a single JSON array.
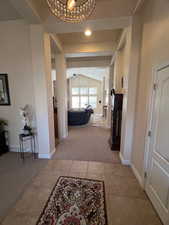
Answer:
[
  {"xmin": 109, "ymin": 90, "xmax": 123, "ymax": 151},
  {"xmin": 103, "ymin": 105, "xmax": 108, "ymax": 119},
  {"xmin": 0, "ymin": 131, "xmax": 9, "ymax": 155},
  {"xmin": 54, "ymin": 107, "xmax": 59, "ymax": 139}
]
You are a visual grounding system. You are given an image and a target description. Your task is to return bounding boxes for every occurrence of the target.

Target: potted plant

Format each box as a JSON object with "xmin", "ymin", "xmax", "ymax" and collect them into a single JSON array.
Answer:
[
  {"xmin": 20, "ymin": 105, "xmax": 32, "ymax": 135},
  {"xmin": 0, "ymin": 119, "xmax": 8, "ymax": 155},
  {"xmin": 0, "ymin": 119, "xmax": 8, "ymax": 133}
]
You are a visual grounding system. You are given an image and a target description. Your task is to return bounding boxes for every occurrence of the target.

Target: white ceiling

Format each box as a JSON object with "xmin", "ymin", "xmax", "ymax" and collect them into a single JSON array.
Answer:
[
  {"xmin": 0, "ymin": 0, "xmax": 139, "ymax": 34},
  {"xmin": 57, "ymin": 29, "xmax": 122, "ymax": 45},
  {"xmin": 43, "ymin": 0, "xmax": 139, "ymax": 34},
  {"xmin": 67, "ymin": 67, "xmax": 109, "ymax": 81},
  {"xmin": 0, "ymin": 0, "xmax": 22, "ymax": 21},
  {"xmin": 91, "ymin": 0, "xmax": 139, "ymax": 20}
]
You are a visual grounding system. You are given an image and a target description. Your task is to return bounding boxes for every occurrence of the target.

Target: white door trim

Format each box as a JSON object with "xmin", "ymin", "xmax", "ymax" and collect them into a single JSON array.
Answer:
[{"xmin": 143, "ymin": 61, "xmax": 169, "ymax": 188}]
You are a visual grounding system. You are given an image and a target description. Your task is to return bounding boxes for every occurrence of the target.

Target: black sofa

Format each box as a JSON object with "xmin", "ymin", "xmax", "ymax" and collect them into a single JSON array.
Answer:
[{"xmin": 68, "ymin": 108, "xmax": 93, "ymax": 126}]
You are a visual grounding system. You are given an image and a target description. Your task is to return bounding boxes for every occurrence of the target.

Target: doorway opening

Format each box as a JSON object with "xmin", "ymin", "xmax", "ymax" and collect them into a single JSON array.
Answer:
[
  {"xmin": 67, "ymin": 67, "xmax": 110, "ymax": 128},
  {"xmin": 53, "ymin": 63, "xmax": 121, "ymax": 164}
]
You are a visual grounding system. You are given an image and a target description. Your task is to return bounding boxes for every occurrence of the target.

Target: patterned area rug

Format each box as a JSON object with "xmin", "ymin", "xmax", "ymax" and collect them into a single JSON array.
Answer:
[{"xmin": 37, "ymin": 176, "xmax": 107, "ymax": 225}]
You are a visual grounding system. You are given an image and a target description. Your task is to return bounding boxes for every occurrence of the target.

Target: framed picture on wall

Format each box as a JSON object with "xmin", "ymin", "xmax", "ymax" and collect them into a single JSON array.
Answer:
[{"xmin": 0, "ymin": 74, "xmax": 11, "ymax": 105}]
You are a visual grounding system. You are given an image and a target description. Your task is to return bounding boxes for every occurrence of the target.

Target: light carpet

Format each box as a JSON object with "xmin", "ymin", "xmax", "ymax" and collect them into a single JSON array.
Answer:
[{"xmin": 54, "ymin": 126, "xmax": 120, "ymax": 163}]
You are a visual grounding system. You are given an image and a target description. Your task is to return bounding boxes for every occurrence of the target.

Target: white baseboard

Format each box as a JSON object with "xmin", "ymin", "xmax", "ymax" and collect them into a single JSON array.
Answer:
[
  {"xmin": 38, "ymin": 147, "xmax": 56, "ymax": 159},
  {"xmin": 63, "ymin": 131, "xmax": 68, "ymax": 139},
  {"xmin": 59, "ymin": 134, "xmax": 68, "ymax": 141},
  {"xmin": 119, "ymin": 152, "xmax": 131, "ymax": 165},
  {"xmin": 38, "ymin": 153, "xmax": 51, "ymax": 159},
  {"xmin": 131, "ymin": 164, "xmax": 144, "ymax": 188},
  {"xmin": 10, "ymin": 145, "xmax": 19, "ymax": 152},
  {"xmin": 10, "ymin": 145, "xmax": 56, "ymax": 160},
  {"xmin": 10, "ymin": 145, "xmax": 35, "ymax": 153},
  {"xmin": 50, "ymin": 147, "xmax": 56, "ymax": 158}
]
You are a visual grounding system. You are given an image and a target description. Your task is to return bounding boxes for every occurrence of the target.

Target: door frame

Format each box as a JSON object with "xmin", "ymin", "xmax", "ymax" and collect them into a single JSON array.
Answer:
[{"xmin": 143, "ymin": 61, "xmax": 169, "ymax": 188}]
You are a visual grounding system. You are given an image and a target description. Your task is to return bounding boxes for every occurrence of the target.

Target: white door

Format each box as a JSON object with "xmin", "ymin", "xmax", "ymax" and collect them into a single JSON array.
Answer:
[{"xmin": 146, "ymin": 65, "xmax": 169, "ymax": 225}]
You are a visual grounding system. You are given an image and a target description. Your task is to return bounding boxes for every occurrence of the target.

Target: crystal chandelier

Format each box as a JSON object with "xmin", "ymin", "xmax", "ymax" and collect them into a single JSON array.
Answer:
[{"xmin": 46, "ymin": 0, "xmax": 96, "ymax": 23}]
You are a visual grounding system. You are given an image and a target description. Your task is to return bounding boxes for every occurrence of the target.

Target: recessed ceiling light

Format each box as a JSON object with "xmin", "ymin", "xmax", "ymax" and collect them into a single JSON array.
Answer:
[{"xmin": 85, "ymin": 29, "xmax": 92, "ymax": 36}]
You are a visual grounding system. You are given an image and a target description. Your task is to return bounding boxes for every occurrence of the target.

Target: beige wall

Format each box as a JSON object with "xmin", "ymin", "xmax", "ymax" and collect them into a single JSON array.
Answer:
[
  {"xmin": 132, "ymin": 0, "xmax": 169, "ymax": 180},
  {"xmin": 113, "ymin": 21, "xmax": 142, "ymax": 168},
  {"xmin": 43, "ymin": 33, "xmax": 55, "ymax": 155},
  {"xmin": 0, "ymin": 20, "xmax": 36, "ymax": 149},
  {"xmin": 113, "ymin": 49, "xmax": 124, "ymax": 93},
  {"xmin": 118, "ymin": 27, "xmax": 132, "ymax": 163},
  {"xmin": 30, "ymin": 25, "xmax": 56, "ymax": 158},
  {"xmin": 0, "ymin": 21, "xmax": 56, "ymax": 158},
  {"xmin": 112, "ymin": 27, "xmax": 132, "ymax": 162},
  {"xmin": 55, "ymin": 53, "xmax": 68, "ymax": 139},
  {"xmin": 63, "ymin": 42, "xmax": 116, "ymax": 55},
  {"xmin": 66, "ymin": 57, "xmax": 111, "ymax": 68},
  {"xmin": 113, "ymin": 27, "xmax": 132, "ymax": 94}
]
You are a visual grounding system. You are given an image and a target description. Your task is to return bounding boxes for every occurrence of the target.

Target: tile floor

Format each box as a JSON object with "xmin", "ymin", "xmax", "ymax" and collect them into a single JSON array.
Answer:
[
  {"xmin": 1, "ymin": 159, "xmax": 163, "ymax": 225},
  {"xmin": 0, "ymin": 153, "xmax": 48, "ymax": 222}
]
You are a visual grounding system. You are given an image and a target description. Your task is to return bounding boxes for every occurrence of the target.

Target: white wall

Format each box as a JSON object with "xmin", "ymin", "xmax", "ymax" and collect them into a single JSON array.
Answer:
[
  {"xmin": 63, "ymin": 42, "xmax": 116, "ymax": 55},
  {"xmin": 107, "ymin": 65, "xmax": 114, "ymax": 127},
  {"xmin": 0, "ymin": 20, "xmax": 36, "ymax": 150},
  {"xmin": 132, "ymin": 0, "xmax": 169, "ymax": 182},
  {"xmin": 113, "ymin": 21, "xmax": 142, "ymax": 167},
  {"xmin": 120, "ymin": 14, "xmax": 143, "ymax": 166},
  {"xmin": 118, "ymin": 27, "xmax": 132, "ymax": 164},
  {"xmin": 67, "ymin": 57, "xmax": 111, "ymax": 68},
  {"xmin": 30, "ymin": 25, "xmax": 55, "ymax": 158},
  {"xmin": 55, "ymin": 53, "xmax": 68, "ymax": 140},
  {"xmin": 67, "ymin": 67, "xmax": 108, "ymax": 81},
  {"xmin": 0, "ymin": 21, "xmax": 55, "ymax": 158},
  {"xmin": 112, "ymin": 27, "xmax": 132, "ymax": 164},
  {"xmin": 113, "ymin": 49, "xmax": 124, "ymax": 93},
  {"xmin": 43, "ymin": 33, "xmax": 55, "ymax": 156}
]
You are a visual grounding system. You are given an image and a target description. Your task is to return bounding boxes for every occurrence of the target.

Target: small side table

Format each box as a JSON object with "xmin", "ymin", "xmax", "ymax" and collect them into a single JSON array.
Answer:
[{"xmin": 19, "ymin": 133, "xmax": 36, "ymax": 161}]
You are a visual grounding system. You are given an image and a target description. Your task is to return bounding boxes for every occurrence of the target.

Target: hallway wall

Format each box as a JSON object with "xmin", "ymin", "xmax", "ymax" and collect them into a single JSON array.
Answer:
[
  {"xmin": 0, "ymin": 20, "xmax": 36, "ymax": 149},
  {"xmin": 0, "ymin": 20, "xmax": 56, "ymax": 158},
  {"xmin": 66, "ymin": 57, "xmax": 111, "ymax": 68},
  {"xmin": 132, "ymin": 0, "xmax": 169, "ymax": 182},
  {"xmin": 55, "ymin": 53, "xmax": 68, "ymax": 140},
  {"xmin": 113, "ymin": 48, "xmax": 124, "ymax": 93}
]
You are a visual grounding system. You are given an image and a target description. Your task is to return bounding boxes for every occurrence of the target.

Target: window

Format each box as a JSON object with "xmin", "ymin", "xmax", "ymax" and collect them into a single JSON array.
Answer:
[
  {"xmin": 80, "ymin": 96, "xmax": 88, "ymax": 108},
  {"xmin": 72, "ymin": 96, "xmax": 80, "ymax": 108},
  {"xmin": 89, "ymin": 96, "xmax": 97, "ymax": 108},
  {"xmin": 80, "ymin": 87, "xmax": 88, "ymax": 95},
  {"xmin": 89, "ymin": 87, "xmax": 97, "ymax": 95},
  {"xmin": 71, "ymin": 87, "xmax": 97, "ymax": 109},
  {"xmin": 72, "ymin": 88, "xmax": 79, "ymax": 95}
]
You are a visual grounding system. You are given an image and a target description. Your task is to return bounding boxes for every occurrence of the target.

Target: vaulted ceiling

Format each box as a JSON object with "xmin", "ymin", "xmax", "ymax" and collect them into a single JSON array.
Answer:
[{"xmin": 67, "ymin": 67, "xmax": 110, "ymax": 81}]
